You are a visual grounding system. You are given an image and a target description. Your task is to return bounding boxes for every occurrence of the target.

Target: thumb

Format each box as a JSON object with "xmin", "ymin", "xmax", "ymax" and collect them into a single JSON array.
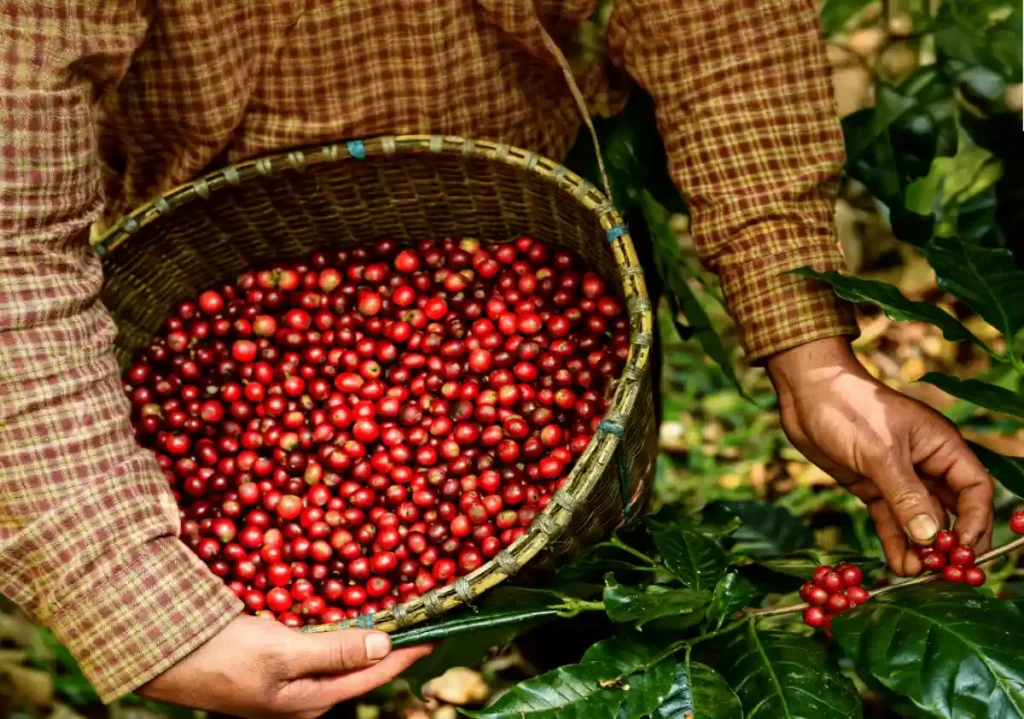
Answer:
[
  {"xmin": 289, "ymin": 629, "xmax": 393, "ymax": 676},
  {"xmin": 876, "ymin": 462, "xmax": 942, "ymax": 545}
]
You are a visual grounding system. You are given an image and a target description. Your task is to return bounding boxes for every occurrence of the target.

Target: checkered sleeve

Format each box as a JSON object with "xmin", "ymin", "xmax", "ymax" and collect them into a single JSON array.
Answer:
[
  {"xmin": 0, "ymin": 1, "xmax": 241, "ymax": 703},
  {"xmin": 608, "ymin": 0, "xmax": 858, "ymax": 362}
]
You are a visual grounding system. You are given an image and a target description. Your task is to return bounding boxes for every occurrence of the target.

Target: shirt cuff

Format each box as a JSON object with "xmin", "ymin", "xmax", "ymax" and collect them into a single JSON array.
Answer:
[
  {"xmin": 47, "ymin": 535, "xmax": 243, "ymax": 703},
  {"xmin": 718, "ymin": 235, "xmax": 859, "ymax": 364}
]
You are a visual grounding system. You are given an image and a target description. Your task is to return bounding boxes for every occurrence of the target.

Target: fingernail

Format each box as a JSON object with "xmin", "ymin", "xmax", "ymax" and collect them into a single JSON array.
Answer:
[
  {"xmin": 907, "ymin": 514, "xmax": 938, "ymax": 543},
  {"xmin": 365, "ymin": 632, "xmax": 391, "ymax": 661}
]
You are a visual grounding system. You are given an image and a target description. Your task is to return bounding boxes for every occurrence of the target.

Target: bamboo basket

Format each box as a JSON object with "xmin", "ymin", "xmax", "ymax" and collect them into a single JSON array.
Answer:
[{"xmin": 95, "ymin": 39, "xmax": 657, "ymax": 634}]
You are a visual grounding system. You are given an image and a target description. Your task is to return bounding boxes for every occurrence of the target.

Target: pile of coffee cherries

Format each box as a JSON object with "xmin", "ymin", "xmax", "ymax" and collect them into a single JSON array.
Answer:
[
  {"xmin": 122, "ymin": 237, "xmax": 628, "ymax": 626},
  {"xmin": 800, "ymin": 562, "xmax": 868, "ymax": 633}
]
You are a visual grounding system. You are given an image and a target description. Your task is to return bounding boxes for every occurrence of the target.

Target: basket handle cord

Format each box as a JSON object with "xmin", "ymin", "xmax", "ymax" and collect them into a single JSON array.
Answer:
[
  {"xmin": 540, "ymin": 25, "xmax": 638, "ymax": 523},
  {"xmin": 537, "ymin": 28, "xmax": 614, "ymax": 203}
]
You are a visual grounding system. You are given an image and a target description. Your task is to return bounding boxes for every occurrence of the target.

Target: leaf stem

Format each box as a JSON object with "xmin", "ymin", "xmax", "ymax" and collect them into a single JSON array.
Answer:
[
  {"xmin": 744, "ymin": 535, "xmax": 1024, "ymax": 618},
  {"xmin": 631, "ymin": 619, "xmax": 747, "ymax": 676},
  {"xmin": 554, "ymin": 598, "xmax": 606, "ymax": 617},
  {"xmin": 607, "ymin": 535, "xmax": 662, "ymax": 568}
]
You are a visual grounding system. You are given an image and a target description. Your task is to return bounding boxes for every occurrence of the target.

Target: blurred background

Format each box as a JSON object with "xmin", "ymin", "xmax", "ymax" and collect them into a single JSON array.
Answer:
[{"xmin": 1, "ymin": 0, "xmax": 1020, "ymax": 716}]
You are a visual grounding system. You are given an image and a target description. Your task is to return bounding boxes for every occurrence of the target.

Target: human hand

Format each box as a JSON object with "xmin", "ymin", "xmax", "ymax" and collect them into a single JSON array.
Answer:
[
  {"xmin": 139, "ymin": 615, "xmax": 432, "ymax": 718},
  {"xmin": 766, "ymin": 337, "xmax": 994, "ymax": 576}
]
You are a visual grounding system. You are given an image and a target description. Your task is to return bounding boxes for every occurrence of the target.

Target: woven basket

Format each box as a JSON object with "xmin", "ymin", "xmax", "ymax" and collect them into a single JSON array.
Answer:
[{"xmin": 95, "ymin": 131, "xmax": 657, "ymax": 632}]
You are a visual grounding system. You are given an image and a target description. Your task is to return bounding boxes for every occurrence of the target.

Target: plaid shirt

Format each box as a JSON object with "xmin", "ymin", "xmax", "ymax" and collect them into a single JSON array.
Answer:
[{"xmin": 0, "ymin": 0, "xmax": 856, "ymax": 702}]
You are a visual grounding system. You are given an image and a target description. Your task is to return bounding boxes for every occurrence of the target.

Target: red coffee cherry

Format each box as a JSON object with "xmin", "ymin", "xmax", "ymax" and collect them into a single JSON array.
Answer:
[{"xmin": 803, "ymin": 606, "xmax": 828, "ymax": 628}]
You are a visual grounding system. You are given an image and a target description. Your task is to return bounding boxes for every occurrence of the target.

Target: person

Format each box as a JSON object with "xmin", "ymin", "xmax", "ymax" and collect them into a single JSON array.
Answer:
[{"xmin": 0, "ymin": 0, "xmax": 994, "ymax": 716}]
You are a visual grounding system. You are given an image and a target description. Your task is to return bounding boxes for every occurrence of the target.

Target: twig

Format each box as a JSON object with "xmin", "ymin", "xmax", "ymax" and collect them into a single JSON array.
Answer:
[
  {"xmin": 744, "ymin": 535, "xmax": 1024, "ymax": 618},
  {"xmin": 607, "ymin": 535, "xmax": 661, "ymax": 567}
]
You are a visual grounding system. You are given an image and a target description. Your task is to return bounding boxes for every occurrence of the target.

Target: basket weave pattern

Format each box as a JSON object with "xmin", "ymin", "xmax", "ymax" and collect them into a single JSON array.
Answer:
[{"xmin": 96, "ymin": 134, "xmax": 657, "ymax": 633}]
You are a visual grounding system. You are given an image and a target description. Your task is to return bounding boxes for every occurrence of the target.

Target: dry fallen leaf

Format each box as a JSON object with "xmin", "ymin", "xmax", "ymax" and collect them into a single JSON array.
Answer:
[
  {"xmin": 422, "ymin": 668, "xmax": 490, "ymax": 707},
  {"xmin": 432, "ymin": 706, "xmax": 458, "ymax": 719}
]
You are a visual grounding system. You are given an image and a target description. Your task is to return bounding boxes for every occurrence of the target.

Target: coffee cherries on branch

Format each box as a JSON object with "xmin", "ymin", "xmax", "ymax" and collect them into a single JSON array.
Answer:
[
  {"xmin": 916, "ymin": 530, "xmax": 985, "ymax": 587},
  {"xmin": 801, "ymin": 562, "xmax": 866, "ymax": 633}
]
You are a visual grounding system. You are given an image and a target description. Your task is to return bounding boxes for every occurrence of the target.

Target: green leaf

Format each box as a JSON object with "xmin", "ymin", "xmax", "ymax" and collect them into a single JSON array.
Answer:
[
  {"xmin": 944, "ymin": 145, "xmax": 1002, "ymax": 203},
  {"xmin": 647, "ymin": 518, "xmax": 729, "ymax": 592},
  {"xmin": 905, "ymin": 157, "xmax": 956, "ymax": 215},
  {"xmin": 793, "ymin": 269, "xmax": 991, "ymax": 352},
  {"xmin": 622, "ymin": 659, "xmax": 677, "ymax": 719},
  {"xmin": 654, "ymin": 662, "xmax": 743, "ymax": 719},
  {"xmin": 703, "ymin": 501, "xmax": 813, "ymax": 558},
  {"xmin": 581, "ymin": 635, "xmax": 661, "ymax": 673},
  {"xmin": 643, "ymin": 192, "xmax": 745, "ymax": 394},
  {"xmin": 654, "ymin": 662, "xmax": 695, "ymax": 719},
  {"xmin": 603, "ymin": 576, "xmax": 710, "ymax": 626},
  {"xmin": 820, "ymin": 0, "xmax": 875, "ymax": 35},
  {"xmin": 922, "ymin": 236, "xmax": 1024, "ymax": 344},
  {"xmin": 708, "ymin": 573, "xmax": 755, "ymax": 630},
  {"xmin": 840, "ymin": 75, "xmax": 962, "ymax": 246},
  {"xmin": 934, "ymin": 1, "xmax": 1022, "ymax": 80},
  {"xmin": 463, "ymin": 663, "xmax": 625, "ymax": 719},
  {"xmin": 709, "ymin": 624, "xmax": 862, "ymax": 718},
  {"xmin": 833, "ymin": 584, "xmax": 1024, "ymax": 718},
  {"xmin": 582, "ymin": 637, "xmax": 677, "ymax": 719},
  {"xmin": 969, "ymin": 441, "xmax": 1024, "ymax": 498},
  {"xmin": 921, "ymin": 373, "xmax": 1024, "ymax": 419}
]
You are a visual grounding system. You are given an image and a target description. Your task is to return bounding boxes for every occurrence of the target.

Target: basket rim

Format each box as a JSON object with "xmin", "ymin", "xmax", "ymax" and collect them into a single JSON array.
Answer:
[{"xmin": 96, "ymin": 133, "xmax": 655, "ymax": 634}]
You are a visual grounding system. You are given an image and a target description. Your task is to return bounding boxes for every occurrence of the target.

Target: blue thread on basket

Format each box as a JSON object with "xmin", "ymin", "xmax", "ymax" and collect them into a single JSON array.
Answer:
[
  {"xmin": 605, "ymin": 223, "xmax": 628, "ymax": 243},
  {"xmin": 598, "ymin": 419, "xmax": 632, "ymax": 521},
  {"xmin": 347, "ymin": 140, "xmax": 366, "ymax": 160},
  {"xmin": 356, "ymin": 612, "xmax": 373, "ymax": 628}
]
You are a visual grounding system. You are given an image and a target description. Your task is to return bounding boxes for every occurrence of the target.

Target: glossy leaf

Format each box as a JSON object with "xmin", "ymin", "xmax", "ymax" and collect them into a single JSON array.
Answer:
[
  {"xmin": 708, "ymin": 573, "xmax": 755, "ymax": 630},
  {"xmin": 603, "ymin": 576, "xmax": 710, "ymax": 626},
  {"xmin": 654, "ymin": 661, "xmax": 744, "ymax": 719},
  {"xmin": 969, "ymin": 441, "xmax": 1024, "ymax": 498},
  {"xmin": 934, "ymin": 0, "xmax": 1022, "ymax": 80},
  {"xmin": 654, "ymin": 662, "xmax": 695, "ymax": 719},
  {"xmin": 794, "ymin": 269, "xmax": 990, "ymax": 352},
  {"xmin": 922, "ymin": 236, "xmax": 1024, "ymax": 343},
  {"xmin": 682, "ymin": 662, "xmax": 742, "ymax": 719},
  {"xmin": 648, "ymin": 517, "xmax": 729, "ymax": 592},
  {"xmin": 833, "ymin": 584, "xmax": 1024, "ymax": 718},
  {"xmin": 463, "ymin": 663, "xmax": 625, "ymax": 719},
  {"xmin": 582, "ymin": 637, "xmax": 676, "ymax": 719},
  {"xmin": 710, "ymin": 624, "xmax": 862, "ymax": 718},
  {"xmin": 839, "ymin": 73, "xmax": 964, "ymax": 246},
  {"xmin": 907, "ymin": 145, "xmax": 1002, "ymax": 211},
  {"xmin": 703, "ymin": 501, "xmax": 813, "ymax": 558},
  {"xmin": 622, "ymin": 659, "xmax": 677, "ymax": 719},
  {"xmin": 820, "ymin": 0, "xmax": 875, "ymax": 35},
  {"xmin": 390, "ymin": 587, "xmax": 566, "ymax": 648},
  {"xmin": 921, "ymin": 373, "xmax": 1024, "ymax": 419}
]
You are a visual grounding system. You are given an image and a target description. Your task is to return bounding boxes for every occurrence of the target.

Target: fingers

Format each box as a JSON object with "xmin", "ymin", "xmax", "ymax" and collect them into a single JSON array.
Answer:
[
  {"xmin": 943, "ymin": 447, "xmax": 994, "ymax": 548},
  {"xmin": 871, "ymin": 460, "xmax": 943, "ymax": 546},
  {"xmin": 974, "ymin": 518, "xmax": 994, "ymax": 555},
  {"xmin": 869, "ymin": 501, "xmax": 910, "ymax": 576},
  {"xmin": 311, "ymin": 645, "xmax": 434, "ymax": 705},
  {"xmin": 290, "ymin": 629, "xmax": 394, "ymax": 676}
]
